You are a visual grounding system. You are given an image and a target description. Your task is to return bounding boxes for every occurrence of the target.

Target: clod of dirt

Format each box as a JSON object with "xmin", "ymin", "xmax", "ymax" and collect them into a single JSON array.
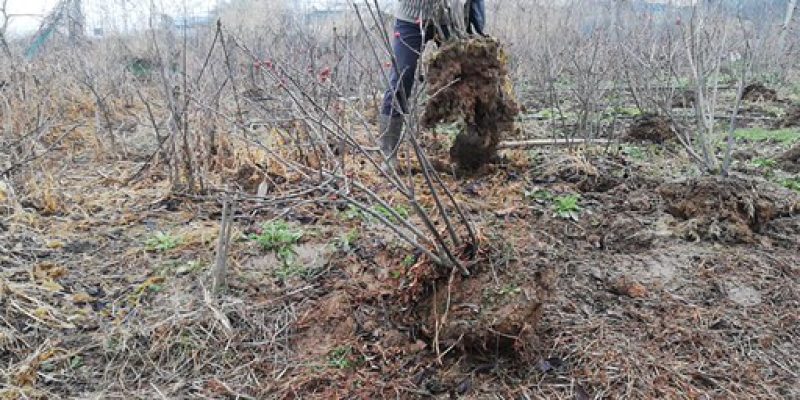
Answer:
[
  {"xmin": 627, "ymin": 113, "xmax": 672, "ymax": 143},
  {"xmin": 608, "ymin": 275, "xmax": 648, "ymax": 298},
  {"xmin": 742, "ymin": 83, "xmax": 778, "ymax": 102},
  {"xmin": 777, "ymin": 143, "xmax": 800, "ymax": 173},
  {"xmin": 657, "ymin": 177, "xmax": 794, "ymax": 243},
  {"xmin": 403, "ymin": 262, "xmax": 554, "ymax": 357},
  {"xmin": 671, "ymin": 89, "xmax": 696, "ymax": 108},
  {"xmin": 422, "ymin": 37, "xmax": 519, "ymax": 170}
]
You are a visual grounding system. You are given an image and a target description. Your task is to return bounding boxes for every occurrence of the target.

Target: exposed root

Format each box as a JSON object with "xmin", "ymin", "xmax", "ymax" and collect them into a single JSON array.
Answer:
[{"xmin": 422, "ymin": 37, "xmax": 519, "ymax": 170}]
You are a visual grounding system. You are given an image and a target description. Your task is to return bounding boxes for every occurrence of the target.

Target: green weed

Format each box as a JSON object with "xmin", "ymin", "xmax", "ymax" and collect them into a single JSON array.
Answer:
[
  {"xmin": 783, "ymin": 177, "xmax": 800, "ymax": 192},
  {"xmin": 612, "ymin": 106, "xmax": 642, "ymax": 117},
  {"xmin": 145, "ymin": 232, "xmax": 181, "ymax": 252},
  {"xmin": 751, "ymin": 157, "xmax": 777, "ymax": 169},
  {"xmin": 622, "ymin": 145, "xmax": 649, "ymax": 161},
  {"xmin": 552, "ymin": 195, "xmax": 582, "ymax": 221},
  {"xmin": 335, "ymin": 228, "xmax": 360, "ymax": 252},
  {"xmin": 250, "ymin": 220, "xmax": 303, "ymax": 266},
  {"xmin": 525, "ymin": 189, "xmax": 553, "ymax": 202},
  {"xmin": 328, "ymin": 346, "xmax": 358, "ymax": 369},
  {"xmin": 496, "ymin": 285, "xmax": 522, "ymax": 297}
]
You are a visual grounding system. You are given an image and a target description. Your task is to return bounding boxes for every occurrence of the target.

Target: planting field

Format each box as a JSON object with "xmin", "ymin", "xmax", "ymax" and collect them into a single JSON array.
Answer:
[{"xmin": 1, "ymin": 1, "xmax": 799, "ymax": 399}]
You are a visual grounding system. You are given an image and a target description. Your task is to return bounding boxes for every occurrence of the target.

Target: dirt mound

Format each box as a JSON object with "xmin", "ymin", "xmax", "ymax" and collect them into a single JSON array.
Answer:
[
  {"xmin": 627, "ymin": 113, "xmax": 672, "ymax": 143},
  {"xmin": 742, "ymin": 82, "xmax": 778, "ymax": 102},
  {"xmin": 777, "ymin": 103, "xmax": 800, "ymax": 128},
  {"xmin": 777, "ymin": 143, "xmax": 800, "ymax": 172},
  {"xmin": 401, "ymin": 260, "xmax": 554, "ymax": 358},
  {"xmin": 422, "ymin": 38, "xmax": 519, "ymax": 170},
  {"xmin": 657, "ymin": 177, "xmax": 795, "ymax": 243}
]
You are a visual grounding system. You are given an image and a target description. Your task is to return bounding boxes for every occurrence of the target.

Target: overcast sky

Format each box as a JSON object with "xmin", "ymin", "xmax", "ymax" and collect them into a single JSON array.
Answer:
[{"xmin": 4, "ymin": 0, "xmax": 221, "ymax": 34}]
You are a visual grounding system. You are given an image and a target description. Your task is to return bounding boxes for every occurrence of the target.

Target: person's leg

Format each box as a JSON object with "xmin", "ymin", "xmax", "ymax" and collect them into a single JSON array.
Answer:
[
  {"xmin": 381, "ymin": 20, "xmax": 424, "ymax": 116},
  {"xmin": 379, "ymin": 19, "xmax": 424, "ymax": 166}
]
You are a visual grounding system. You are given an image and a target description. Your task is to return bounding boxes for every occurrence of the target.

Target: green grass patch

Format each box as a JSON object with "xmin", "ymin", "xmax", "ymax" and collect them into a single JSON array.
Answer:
[{"xmin": 735, "ymin": 128, "xmax": 800, "ymax": 144}]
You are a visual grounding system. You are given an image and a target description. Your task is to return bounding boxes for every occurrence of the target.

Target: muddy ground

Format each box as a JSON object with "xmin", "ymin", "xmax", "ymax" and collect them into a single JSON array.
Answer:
[{"xmin": 1, "ymin": 82, "xmax": 799, "ymax": 399}]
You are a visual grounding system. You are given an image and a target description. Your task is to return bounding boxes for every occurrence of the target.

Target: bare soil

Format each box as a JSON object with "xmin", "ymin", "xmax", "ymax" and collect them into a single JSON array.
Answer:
[{"xmin": 2, "ymin": 91, "xmax": 800, "ymax": 399}]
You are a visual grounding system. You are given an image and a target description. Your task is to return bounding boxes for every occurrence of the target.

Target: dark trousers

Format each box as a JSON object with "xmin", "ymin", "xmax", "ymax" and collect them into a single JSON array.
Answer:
[{"xmin": 381, "ymin": 19, "xmax": 448, "ymax": 117}]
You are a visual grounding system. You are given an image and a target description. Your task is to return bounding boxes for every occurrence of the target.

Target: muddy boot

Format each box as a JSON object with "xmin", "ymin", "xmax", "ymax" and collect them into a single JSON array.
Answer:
[{"xmin": 379, "ymin": 114, "xmax": 404, "ymax": 170}]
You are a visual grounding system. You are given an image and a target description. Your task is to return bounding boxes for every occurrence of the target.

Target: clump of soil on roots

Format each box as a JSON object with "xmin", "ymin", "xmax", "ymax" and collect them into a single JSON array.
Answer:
[
  {"xmin": 627, "ymin": 113, "xmax": 672, "ymax": 143},
  {"xmin": 658, "ymin": 177, "xmax": 797, "ymax": 243},
  {"xmin": 400, "ymin": 260, "xmax": 555, "ymax": 359},
  {"xmin": 742, "ymin": 82, "xmax": 779, "ymax": 102},
  {"xmin": 422, "ymin": 37, "xmax": 519, "ymax": 170}
]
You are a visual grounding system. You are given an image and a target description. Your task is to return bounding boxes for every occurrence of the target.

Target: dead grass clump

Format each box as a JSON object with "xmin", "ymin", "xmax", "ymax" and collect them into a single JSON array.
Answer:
[
  {"xmin": 540, "ymin": 152, "xmax": 625, "ymax": 193},
  {"xmin": 422, "ymin": 37, "xmax": 519, "ymax": 170}
]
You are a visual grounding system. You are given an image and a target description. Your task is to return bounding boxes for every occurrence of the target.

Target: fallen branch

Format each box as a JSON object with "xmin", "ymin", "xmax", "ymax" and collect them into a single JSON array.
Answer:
[{"xmin": 497, "ymin": 138, "xmax": 612, "ymax": 149}]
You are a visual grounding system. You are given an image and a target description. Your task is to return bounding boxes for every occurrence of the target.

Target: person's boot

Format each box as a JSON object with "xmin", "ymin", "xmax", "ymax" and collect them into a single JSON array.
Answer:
[{"xmin": 378, "ymin": 114, "xmax": 404, "ymax": 170}]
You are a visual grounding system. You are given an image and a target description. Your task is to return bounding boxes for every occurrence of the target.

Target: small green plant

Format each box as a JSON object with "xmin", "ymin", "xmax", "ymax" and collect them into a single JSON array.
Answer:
[
  {"xmin": 374, "ymin": 204, "xmax": 410, "ymax": 223},
  {"xmin": 175, "ymin": 261, "xmax": 205, "ymax": 275},
  {"xmin": 335, "ymin": 228, "xmax": 360, "ymax": 252},
  {"xmin": 145, "ymin": 232, "xmax": 181, "ymax": 252},
  {"xmin": 402, "ymin": 254, "xmax": 416, "ymax": 268},
  {"xmin": 496, "ymin": 285, "xmax": 522, "ymax": 297},
  {"xmin": 752, "ymin": 157, "xmax": 778, "ymax": 177},
  {"xmin": 250, "ymin": 220, "xmax": 303, "ymax": 266},
  {"xmin": 552, "ymin": 195, "xmax": 582, "ymax": 221},
  {"xmin": 327, "ymin": 346, "xmax": 357, "ymax": 369},
  {"xmin": 391, "ymin": 269, "xmax": 405, "ymax": 279},
  {"xmin": 525, "ymin": 189, "xmax": 553, "ymax": 202},
  {"xmin": 751, "ymin": 158, "xmax": 777, "ymax": 169},
  {"xmin": 343, "ymin": 204, "xmax": 365, "ymax": 220},
  {"xmin": 622, "ymin": 145, "xmax": 648, "ymax": 161},
  {"xmin": 612, "ymin": 106, "xmax": 642, "ymax": 118},
  {"xmin": 783, "ymin": 176, "xmax": 800, "ymax": 192},
  {"xmin": 274, "ymin": 263, "xmax": 307, "ymax": 280}
]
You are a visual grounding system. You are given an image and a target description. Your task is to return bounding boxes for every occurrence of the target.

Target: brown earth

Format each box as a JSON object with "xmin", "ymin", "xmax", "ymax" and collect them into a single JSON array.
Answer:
[
  {"xmin": 657, "ymin": 176, "xmax": 794, "ymax": 243},
  {"xmin": 2, "ymin": 139, "xmax": 799, "ymax": 399},
  {"xmin": 777, "ymin": 103, "xmax": 800, "ymax": 128},
  {"xmin": 627, "ymin": 113, "xmax": 673, "ymax": 143},
  {"xmin": 778, "ymin": 143, "xmax": 800, "ymax": 172}
]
